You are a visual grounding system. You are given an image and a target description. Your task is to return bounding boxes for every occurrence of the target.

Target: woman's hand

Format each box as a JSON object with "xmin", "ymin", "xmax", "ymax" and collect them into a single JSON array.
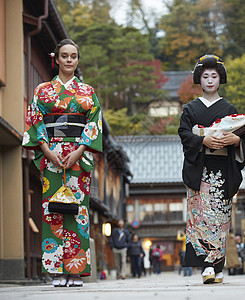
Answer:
[
  {"xmin": 40, "ymin": 143, "xmax": 63, "ymax": 168},
  {"xmin": 220, "ymin": 132, "xmax": 240, "ymax": 147},
  {"xmin": 203, "ymin": 135, "xmax": 225, "ymax": 149},
  {"xmin": 62, "ymin": 145, "xmax": 87, "ymax": 169}
]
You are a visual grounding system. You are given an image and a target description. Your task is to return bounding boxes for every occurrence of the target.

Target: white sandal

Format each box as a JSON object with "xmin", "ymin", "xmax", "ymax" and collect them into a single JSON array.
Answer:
[
  {"xmin": 68, "ymin": 275, "xmax": 84, "ymax": 287},
  {"xmin": 52, "ymin": 274, "xmax": 68, "ymax": 287},
  {"xmin": 202, "ymin": 267, "xmax": 215, "ymax": 284},
  {"xmin": 214, "ymin": 272, "xmax": 224, "ymax": 283}
]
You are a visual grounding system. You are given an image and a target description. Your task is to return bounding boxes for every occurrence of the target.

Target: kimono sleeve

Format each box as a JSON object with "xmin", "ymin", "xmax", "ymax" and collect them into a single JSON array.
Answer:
[
  {"xmin": 178, "ymin": 104, "xmax": 204, "ymax": 164},
  {"xmin": 80, "ymin": 91, "xmax": 103, "ymax": 153},
  {"xmin": 22, "ymin": 85, "xmax": 49, "ymax": 150}
]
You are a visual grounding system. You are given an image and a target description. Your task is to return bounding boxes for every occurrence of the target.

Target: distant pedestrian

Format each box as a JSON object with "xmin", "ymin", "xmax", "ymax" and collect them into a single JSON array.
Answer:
[
  {"xmin": 128, "ymin": 234, "xmax": 145, "ymax": 278},
  {"xmin": 110, "ymin": 219, "xmax": 131, "ymax": 279},
  {"xmin": 177, "ymin": 230, "xmax": 192, "ymax": 276},
  {"xmin": 149, "ymin": 246, "xmax": 153, "ymax": 275},
  {"xmin": 226, "ymin": 230, "xmax": 241, "ymax": 275},
  {"xmin": 141, "ymin": 255, "xmax": 146, "ymax": 276},
  {"xmin": 152, "ymin": 245, "xmax": 163, "ymax": 274},
  {"xmin": 235, "ymin": 235, "xmax": 244, "ymax": 274}
]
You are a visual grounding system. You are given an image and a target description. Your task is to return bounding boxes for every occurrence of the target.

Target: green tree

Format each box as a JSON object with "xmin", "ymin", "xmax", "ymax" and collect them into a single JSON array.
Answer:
[
  {"xmin": 103, "ymin": 108, "xmax": 144, "ymax": 136},
  {"xmin": 127, "ymin": 0, "xmax": 164, "ymax": 59},
  {"xmin": 109, "ymin": 28, "xmax": 158, "ymax": 115},
  {"xmin": 219, "ymin": 0, "xmax": 245, "ymax": 58},
  {"xmin": 159, "ymin": 0, "xmax": 223, "ymax": 70},
  {"xmin": 221, "ymin": 55, "xmax": 245, "ymax": 113},
  {"xmin": 55, "ymin": 0, "xmax": 114, "ymax": 40},
  {"xmin": 77, "ymin": 25, "xmax": 164, "ymax": 116},
  {"xmin": 76, "ymin": 24, "xmax": 122, "ymax": 109}
]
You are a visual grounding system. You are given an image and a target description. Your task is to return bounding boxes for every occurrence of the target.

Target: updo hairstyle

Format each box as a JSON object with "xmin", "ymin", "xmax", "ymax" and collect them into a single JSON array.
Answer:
[{"xmin": 193, "ymin": 54, "xmax": 227, "ymax": 84}]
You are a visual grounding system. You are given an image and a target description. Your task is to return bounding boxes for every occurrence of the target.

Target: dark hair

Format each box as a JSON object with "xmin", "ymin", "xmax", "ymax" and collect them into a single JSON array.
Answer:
[
  {"xmin": 53, "ymin": 39, "xmax": 80, "ymax": 68},
  {"xmin": 193, "ymin": 54, "xmax": 227, "ymax": 84}
]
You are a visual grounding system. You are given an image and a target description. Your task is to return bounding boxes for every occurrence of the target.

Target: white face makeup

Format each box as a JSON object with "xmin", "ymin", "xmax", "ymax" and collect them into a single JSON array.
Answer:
[
  {"xmin": 56, "ymin": 44, "xmax": 79, "ymax": 76},
  {"xmin": 200, "ymin": 69, "xmax": 220, "ymax": 94}
]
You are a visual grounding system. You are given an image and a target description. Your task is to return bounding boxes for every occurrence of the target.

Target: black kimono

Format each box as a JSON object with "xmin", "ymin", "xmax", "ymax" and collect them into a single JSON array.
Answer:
[{"xmin": 178, "ymin": 97, "xmax": 245, "ymax": 273}]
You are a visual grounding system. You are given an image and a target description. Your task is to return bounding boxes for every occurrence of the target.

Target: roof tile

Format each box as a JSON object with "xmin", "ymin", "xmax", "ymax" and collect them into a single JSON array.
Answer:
[{"xmin": 114, "ymin": 135, "xmax": 184, "ymax": 184}]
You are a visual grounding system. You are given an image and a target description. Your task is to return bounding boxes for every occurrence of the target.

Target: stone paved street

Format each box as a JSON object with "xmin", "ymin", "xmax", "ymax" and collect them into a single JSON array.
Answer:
[{"xmin": 0, "ymin": 271, "xmax": 245, "ymax": 300}]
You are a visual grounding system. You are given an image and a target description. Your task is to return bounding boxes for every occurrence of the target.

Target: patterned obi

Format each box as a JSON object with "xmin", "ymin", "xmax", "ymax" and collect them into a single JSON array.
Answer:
[{"xmin": 43, "ymin": 113, "xmax": 86, "ymax": 137}]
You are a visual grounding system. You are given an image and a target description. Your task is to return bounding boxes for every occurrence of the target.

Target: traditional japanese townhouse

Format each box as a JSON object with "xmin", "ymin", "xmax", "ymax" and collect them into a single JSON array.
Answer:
[
  {"xmin": 115, "ymin": 135, "xmax": 186, "ymax": 271},
  {"xmin": 89, "ymin": 119, "xmax": 132, "ymax": 275},
  {"xmin": 0, "ymin": 0, "xmax": 25, "ymax": 281},
  {"xmin": 148, "ymin": 71, "xmax": 191, "ymax": 118}
]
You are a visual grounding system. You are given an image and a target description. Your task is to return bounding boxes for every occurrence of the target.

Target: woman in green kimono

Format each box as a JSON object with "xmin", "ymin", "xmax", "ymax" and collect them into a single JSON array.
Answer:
[
  {"xmin": 22, "ymin": 39, "xmax": 102, "ymax": 287},
  {"xmin": 178, "ymin": 55, "xmax": 245, "ymax": 284}
]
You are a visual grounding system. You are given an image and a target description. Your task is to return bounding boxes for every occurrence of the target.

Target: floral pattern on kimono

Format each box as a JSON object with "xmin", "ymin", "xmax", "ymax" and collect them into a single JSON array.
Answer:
[
  {"xmin": 22, "ymin": 76, "xmax": 102, "ymax": 275},
  {"xmin": 186, "ymin": 166, "xmax": 232, "ymax": 265}
]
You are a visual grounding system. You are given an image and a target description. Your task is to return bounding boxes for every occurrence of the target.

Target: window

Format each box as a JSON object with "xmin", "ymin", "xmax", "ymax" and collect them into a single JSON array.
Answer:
[
  {"xmin": 154, "ymin": 203, "xmax": 167, "ymax": 212},
  {"xmin": 139, "ymin": 204, "xmax": 153, "ymax": 223},
  {"xmin": 140, "ymin": 204, "xmax": 153, "ymax": 212},
  {"xmin": 169, "ymin": 202, "xmax": 183, "ymax": 222},
  {"xmin": 169, "ymin": 202, "xmax": 183, "ymax": 211},
  {"xmin": 127, "ymin": 204, "xmax": 135, "ymax": 223},
  {"xmin": 126, "ymin": 204, "xmax": 134, "ymax": 212}
]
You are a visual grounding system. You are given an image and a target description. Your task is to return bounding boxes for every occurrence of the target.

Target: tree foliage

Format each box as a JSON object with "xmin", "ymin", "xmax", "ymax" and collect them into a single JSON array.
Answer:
[
  {"xmin": 221, "ymin": 55, "xmax": 245, "ymax": 113},
  {"xmin": 219, "ymin": 0, "xmax": 245, "ymax": 58},
  {"xmin": 76, "ymin": 25, "xmax": 165, "ymax": 116},
  {"xmin": 158, "ymin": 0, "xmax": 223, "ymax": 70},
  {"xmin": 103, "ymin": 108, "xmax": 144, "ymax": 136},
  {"xmin": 178, "ymin": 75, "xmax": 202, "ymax": 104},
  {"xmin": 55, "ymin": 0, "xmax": 114, "ymax": 40},
  {"xmin": 54, "ymin": 0, "xmax": 245, "ymax": 135}
]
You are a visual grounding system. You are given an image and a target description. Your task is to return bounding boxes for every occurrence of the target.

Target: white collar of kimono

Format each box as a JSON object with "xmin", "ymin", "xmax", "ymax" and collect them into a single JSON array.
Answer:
[
  {"xmin": 56, "ymin": 75, "xmax": 75, "ymax": 89},
  {"xmin": 199, "ymin": 96, "xmax": 222, "ymax": 107}
]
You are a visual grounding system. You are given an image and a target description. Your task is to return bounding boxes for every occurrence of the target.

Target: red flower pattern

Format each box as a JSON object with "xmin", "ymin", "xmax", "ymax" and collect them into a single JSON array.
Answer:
[
  {"xmin": 42, "ymin": 196, "xmax": 63, "ymax": 225},
  {"xmin": 78, "ymin": 171, "xmax": 91, "ymax": 195},
  {"xmin": 39, "ymin": 84, "xmax": 59, "ymax": 103},
  {"xmin": 63, "ymin": 229, "xmax": 81, "ymax": 259},
  {"xmin": 45, "ymin": 259, "xmax": 52, "ymax": 265}
]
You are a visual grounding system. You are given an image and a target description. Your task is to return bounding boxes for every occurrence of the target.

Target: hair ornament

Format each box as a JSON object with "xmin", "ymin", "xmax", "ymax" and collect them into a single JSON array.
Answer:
[
  {"xmin": 193, "ymin": 54, "xmax": 227, "ymax": 84},
  {"xmin": 49, "ymin": 52, "xmax": 55, "ymax": 68}
]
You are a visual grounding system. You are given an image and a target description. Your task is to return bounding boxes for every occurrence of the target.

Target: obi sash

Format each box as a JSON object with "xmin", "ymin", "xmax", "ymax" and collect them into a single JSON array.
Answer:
[{"xmin": 43, "ymin": 113, "xmax": 86, "ymax": 137}]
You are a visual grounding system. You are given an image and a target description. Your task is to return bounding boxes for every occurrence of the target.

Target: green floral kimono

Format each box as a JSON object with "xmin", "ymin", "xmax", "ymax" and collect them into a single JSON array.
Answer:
[{"xmin": 22, "ymin": 76, "xmax": 102, "ymax": 276}]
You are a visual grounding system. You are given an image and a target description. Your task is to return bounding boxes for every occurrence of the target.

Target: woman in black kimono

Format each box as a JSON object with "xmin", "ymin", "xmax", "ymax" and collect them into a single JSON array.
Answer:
[{"xmin": 178, "ymin": 54, "xmax": 245, "ymax": 284}]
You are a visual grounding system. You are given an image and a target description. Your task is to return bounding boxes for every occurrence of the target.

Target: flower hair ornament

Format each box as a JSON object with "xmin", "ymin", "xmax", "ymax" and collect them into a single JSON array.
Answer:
[{"xmin": 49, "ymin": 52, "xmax": 55, "ymax": 68}]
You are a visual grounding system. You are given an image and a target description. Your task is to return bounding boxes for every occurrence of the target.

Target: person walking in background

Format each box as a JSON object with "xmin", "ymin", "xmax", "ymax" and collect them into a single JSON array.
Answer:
[
  {"xmin": 177, "ymin": 230, "xmax": 192, "ymax": 276},
  {"xmin": 152, "ymin": 245, "xmax": 163, "ymax": 274},
  {"xmin": 110, "ymin": 219, "xmax": 131, "ymax": 279},
  {"xmin": 178, "ymin": 54, "xmax": 245, "ymax": 284},
  {"xmin": 22, "ymin": 39, "xmax": 102, "ymax": 287},
  {"xmin": 127, "ymin": 234, "xmax": 145, "ymax": 278},
  {"xmin": 226, "ymin": 230, "xmax": 241, "ymax": 275},
  {"xmin": 235, "ymin": 235, "xmax": 245, "ymax": 274},
  {"xmin": 149, "ymin": 246, "xmax": 153, "ymax": 275}
]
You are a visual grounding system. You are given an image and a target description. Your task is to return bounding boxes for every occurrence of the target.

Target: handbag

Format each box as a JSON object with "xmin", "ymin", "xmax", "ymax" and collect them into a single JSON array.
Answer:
[{"xmin": 48, "ymin": 165, "xmax": 79, "ymax": 215}]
